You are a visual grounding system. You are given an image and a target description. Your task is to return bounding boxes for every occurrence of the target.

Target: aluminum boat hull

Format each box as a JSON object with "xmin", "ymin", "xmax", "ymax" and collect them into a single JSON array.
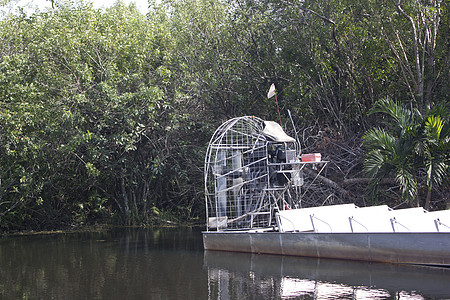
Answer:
[{"xmin": 203, "ymin": 231, "xmax": 450, "ymax": 266}]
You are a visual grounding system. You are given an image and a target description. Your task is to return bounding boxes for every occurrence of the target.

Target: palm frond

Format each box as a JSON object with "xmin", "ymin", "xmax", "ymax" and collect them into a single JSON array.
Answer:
[
  {"xmin": 363, "ymin": 128, "xmax": 396, "ymax": 153},
  {"xmin": 425, "ymin": 158, "xmax": 449, "ymax": 188},
  {"xmin": 368, "ymin": 98, "xmax": 418, "ymax": 135},
  {"xmin": 364, "ymin": 150, "xmax": 385, "ymax": 178},
  {"xmin": 425, "ymin": 115, "xmax": 443, "ymax": 140},
  {"xmin": 365, "ymin": 99, "xmax": 449, "ymax": 206},
  {"xmin": 395, "ymin": 167, "xmax": 417, "ymax": 204},
  {"xmin": 427, "ymin": 101, "xmax": 449, "ymax": 119}
]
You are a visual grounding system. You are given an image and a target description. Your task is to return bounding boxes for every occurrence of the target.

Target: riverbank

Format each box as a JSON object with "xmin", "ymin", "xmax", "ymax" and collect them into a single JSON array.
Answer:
[{"xmin": 0, "ymin": 222, "xmax": 206, "ymax": 238}]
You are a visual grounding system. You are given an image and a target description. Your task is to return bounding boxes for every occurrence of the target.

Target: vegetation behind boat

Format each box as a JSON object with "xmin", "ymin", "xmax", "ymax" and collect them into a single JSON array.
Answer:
[{"xmin": 0, "ymin": 0, "xmax": 449, "ymax": 232}]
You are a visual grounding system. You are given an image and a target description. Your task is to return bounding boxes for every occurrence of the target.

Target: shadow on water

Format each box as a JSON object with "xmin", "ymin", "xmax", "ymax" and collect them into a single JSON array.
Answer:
[{"xmin": 0, "ymin": 227, "xmax": 449, "ymax": 299}]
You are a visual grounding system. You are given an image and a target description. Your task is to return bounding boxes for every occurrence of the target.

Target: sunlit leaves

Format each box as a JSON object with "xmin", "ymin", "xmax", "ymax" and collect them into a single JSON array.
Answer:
[{"xmin": 425, "ymin": 115, "xmax": 443, "ymax": 140}]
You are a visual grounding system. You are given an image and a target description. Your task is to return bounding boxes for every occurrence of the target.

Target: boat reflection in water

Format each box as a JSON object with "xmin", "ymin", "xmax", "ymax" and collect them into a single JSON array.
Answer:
[{"xmin": 204, "ymin": 251, "xmax": 450, "ymax": 299}]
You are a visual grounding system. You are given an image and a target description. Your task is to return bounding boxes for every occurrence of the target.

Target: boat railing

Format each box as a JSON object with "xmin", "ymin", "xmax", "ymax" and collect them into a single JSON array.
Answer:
[
  {"xmin": 310, "ymin": 214, "xmax": 333, "ymax": 232},
  {"xmin": 435, "ymin": 218, "xmax": 450, "ymax": 232},
  {"xmin": 276, "ymin": 212, "xmax": 298, "ymax": 232},
  {"xmin": 348, "ymin": 216, "xmax": 369, "ymax": 232},
  {"xmin": 390, "ymin": 217, "xmax": 411, "ymax": 232}
]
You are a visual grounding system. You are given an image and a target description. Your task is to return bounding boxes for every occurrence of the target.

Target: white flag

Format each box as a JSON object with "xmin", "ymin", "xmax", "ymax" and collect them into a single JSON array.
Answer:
[{"xmin": 267, "ymin": 83, "xmax": 276, "ymax": 99}]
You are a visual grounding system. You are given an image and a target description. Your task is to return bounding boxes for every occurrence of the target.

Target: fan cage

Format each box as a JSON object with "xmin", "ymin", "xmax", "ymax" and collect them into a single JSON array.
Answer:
[{"xmin": 205, "ymin": 116, "xmax": 303, "ymax": 232}]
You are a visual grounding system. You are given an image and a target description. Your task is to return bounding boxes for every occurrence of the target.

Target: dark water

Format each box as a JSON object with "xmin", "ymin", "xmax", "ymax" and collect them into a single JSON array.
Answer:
[{"xmin": 1, "ymin": 227, "xmax": 449, "ymax": 299}]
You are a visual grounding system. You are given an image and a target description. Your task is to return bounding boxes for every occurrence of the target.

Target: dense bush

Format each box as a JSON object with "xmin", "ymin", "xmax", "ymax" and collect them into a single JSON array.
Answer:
[{"xmin": 0, "ymin": 0, "xmax": 448, "ymax": 231}]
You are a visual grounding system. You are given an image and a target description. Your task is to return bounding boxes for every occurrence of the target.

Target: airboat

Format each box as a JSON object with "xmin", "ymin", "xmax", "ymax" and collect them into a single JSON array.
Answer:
[{"xmin": 202, "ymin": 116, "xmax": 450, "ymax": 266}]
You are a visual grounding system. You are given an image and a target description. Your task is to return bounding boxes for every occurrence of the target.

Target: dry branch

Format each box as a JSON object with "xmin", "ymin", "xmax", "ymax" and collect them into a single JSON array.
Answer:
[
  {"xmin": 303, "ymin": 167, "xmax": 349, "ymax": 198},
  {"xmin": 342, "ymin": 178, "xmax": 395, "ymax": 186}
]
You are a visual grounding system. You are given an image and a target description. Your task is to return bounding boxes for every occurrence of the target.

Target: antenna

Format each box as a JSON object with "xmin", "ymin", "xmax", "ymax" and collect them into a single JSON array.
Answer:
[{"xmin": 288, "ymin": 109, "xmax": 301, "ymax": 155}]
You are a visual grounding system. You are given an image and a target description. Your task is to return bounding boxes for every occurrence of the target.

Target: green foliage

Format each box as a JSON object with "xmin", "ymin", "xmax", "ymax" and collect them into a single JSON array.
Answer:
[
  {"xmin": 363, "ymin": 98, "xmax": 449, "ymax": 208},
  {"xmin": 0, "ymin": 0, "xmax": 449, "ymax": 230},
  {"xmin": 0, "ymin": 2, "xmax": 205, "ymax": 230}
]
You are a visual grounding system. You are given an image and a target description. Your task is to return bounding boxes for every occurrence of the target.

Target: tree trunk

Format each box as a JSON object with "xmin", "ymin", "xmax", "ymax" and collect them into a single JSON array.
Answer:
[
  {"xmin": 142, "ymin": 181, "xmax": 149, "ymax": 223},
  {"xmin": 303, "ymin": 168, "xmax": 349, "ymax": 198},
  {"xmin": 120, "ymin": 169, "xmax": 130, "ymax": 225},
  {"xmin": 132, "ymin": 189, "xmax": 138, "ymax": 225},
  {"xmin": 425, "ymin": 187, "xmax": 432, "ymax": 210}
]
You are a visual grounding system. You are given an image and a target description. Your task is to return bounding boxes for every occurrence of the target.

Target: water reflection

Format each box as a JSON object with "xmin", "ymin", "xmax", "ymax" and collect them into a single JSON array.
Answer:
[
  {"xmin": 0, "ymin": 227, "xmax": 207, "ymax": 299},
  {"xmin": 1, "ymin": 228, "xmax": 449, "ymax": 299},
  {"xmin": 204, "ymin": 251, "xmax": 450, "ymax": 299}
]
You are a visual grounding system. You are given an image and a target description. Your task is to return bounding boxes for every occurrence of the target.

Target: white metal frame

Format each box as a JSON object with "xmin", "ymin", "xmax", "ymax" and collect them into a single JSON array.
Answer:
[{"xmin": 205, "ymin": 116, "xmax": 325, "ymax": 232}]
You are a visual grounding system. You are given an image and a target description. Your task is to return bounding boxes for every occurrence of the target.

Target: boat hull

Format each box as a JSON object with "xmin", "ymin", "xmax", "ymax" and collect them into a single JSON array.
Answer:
[{"xmin": 203, "ymin": 231, "xmax": 450, "ymax": 266}]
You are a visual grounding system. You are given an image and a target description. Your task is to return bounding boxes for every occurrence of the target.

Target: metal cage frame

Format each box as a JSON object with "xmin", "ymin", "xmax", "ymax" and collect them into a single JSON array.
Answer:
[{"xmin": 205, "ymin": 116, "xmax": 308, "ymax": 232}]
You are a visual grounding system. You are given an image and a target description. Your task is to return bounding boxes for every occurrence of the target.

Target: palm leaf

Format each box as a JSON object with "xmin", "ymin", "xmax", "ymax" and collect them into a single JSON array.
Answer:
[
  {"xmin": 364, "ymin": 99, "xmax": 449, "ymax": 206},
  {"xmin": 395, "ymin": 167, "xmax": 417, "ymax": 203},
  {"xmin": 368, "ymin": 98, "xmax": 419, "ymax": 135},
  {"xmin": 425, "ymin": 115, "xmax": 443, "ymax": 141},
  {"xmin": 363, "ymin": 128, "xmax": 396, "ymax": 153}
]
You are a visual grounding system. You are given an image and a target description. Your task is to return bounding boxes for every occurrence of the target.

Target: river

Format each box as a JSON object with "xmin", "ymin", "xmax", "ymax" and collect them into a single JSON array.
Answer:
[{"xmin": 0, "ymin": 227, "xmax": 449, "ymax": 299}]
